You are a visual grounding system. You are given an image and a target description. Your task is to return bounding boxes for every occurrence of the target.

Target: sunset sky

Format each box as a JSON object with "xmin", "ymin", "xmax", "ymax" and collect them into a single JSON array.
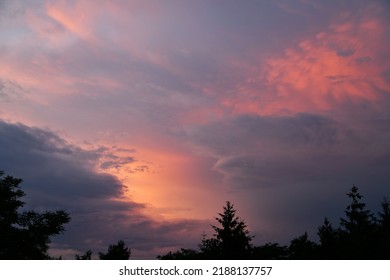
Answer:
[{"xmin": 1, "ymin": 0, "xmax": 390, "ymax": 259}]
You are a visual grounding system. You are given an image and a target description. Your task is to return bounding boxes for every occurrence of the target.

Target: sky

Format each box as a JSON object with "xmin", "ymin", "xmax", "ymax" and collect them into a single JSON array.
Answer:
[{"xmin": 1, "ymin": 0, "xmax": 390, "ymax": 259}]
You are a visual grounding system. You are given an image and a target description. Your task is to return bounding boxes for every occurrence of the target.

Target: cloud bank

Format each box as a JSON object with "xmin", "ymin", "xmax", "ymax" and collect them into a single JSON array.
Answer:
[{"xmin": 0, "ymin": 120, "xmax": 207, "ymax": 258}]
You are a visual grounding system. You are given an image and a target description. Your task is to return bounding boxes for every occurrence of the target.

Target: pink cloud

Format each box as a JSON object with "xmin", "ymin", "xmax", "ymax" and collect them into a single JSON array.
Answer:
[
  {"xmin": 219, "ymin": 15, "xmax": 390, "ymax": 116},
  {"xmin": 45, "ymin": 0, "xmax": 103, "ymax": 42}
]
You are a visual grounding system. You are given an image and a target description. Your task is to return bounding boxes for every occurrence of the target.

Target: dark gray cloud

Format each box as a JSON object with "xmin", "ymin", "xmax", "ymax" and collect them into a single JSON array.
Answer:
[
  {"xmin": 0, "ymin": 120, "xmax": 207, "ymax": 258},
  {"xmin": 183, "ymin": 113, "xmax": 342, "ymax": 158},
  {"xmin": 185, "ymin": 112, "xmax": 390, "ymax": 189},
  {"xmin": 0, "ymin": 120, "xmax": 121, "ymax": 199}
]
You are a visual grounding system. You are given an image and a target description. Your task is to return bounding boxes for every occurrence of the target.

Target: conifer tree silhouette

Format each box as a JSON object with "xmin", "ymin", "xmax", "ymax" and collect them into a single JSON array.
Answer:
[
  {"xmin": 339, "ymin": 185, "xmax": 376, "ymax": 259},
  {"xmin": 317, "ymin": 217, "xmax": 338, "ymax": 259},
  {"xmin": 201, "ymin": 201, "xmax": 252, "ymax": 259}
]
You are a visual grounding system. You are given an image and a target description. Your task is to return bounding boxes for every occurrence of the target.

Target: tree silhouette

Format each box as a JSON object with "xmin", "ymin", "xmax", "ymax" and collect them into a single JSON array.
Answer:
[
  {"xmin": 251, "ymin": 243, "xmax": 288, "ymax": 259},
  {"xmin": 340, "ymin": 186, "xmax": 375, "ymax": 233},
  {"xmin": 198, "ymin": 232, "xmax": 221, "ymax": 259},
  {"xmin": 98, "ymin": 240, "xmax": 131, "ymax": 260},
  {"xmin": 377, "ymin": 197, "xmax": 390, "ymax": 259},
  {"xmin": 317, "ymin": 217, "xmax": 339, "ymax": 259},
  {"xmin": 157, "ymin": 248, "xmax": 200, "ymax": 260},
  {"xmin": 339, "ymin": 185, "xmax": 376, "ymax": 259},
  {"xmin": 288, "ymin": 232, "xmax": 318, "ymax": 259},
  {"xmin": 201, "ymin": 201, "xmax": 252, "ymax": 259},
  {"xmin": 157, "ymin": 201, "xmax": 253, "ymax": 260},
  {"xmin": 0, "ymin": 171, "xmax": 70, "ymax": 259},
  {"xmin": 75, "ymin": 249, "xmax": 92, "ymax": 260},
  {"xmin": 378, "ymin": 197, "xmax": 390, "ymax": 228}
]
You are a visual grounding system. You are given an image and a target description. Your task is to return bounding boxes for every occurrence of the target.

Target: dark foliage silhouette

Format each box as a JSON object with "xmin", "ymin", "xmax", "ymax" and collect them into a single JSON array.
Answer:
[
  {"xmin": 75, "ymin": 240, "xmax": 131, "ymax": 260},
  {"xmin": 251, "ymin": 243, "xmax": 288, "ymax": 259},
  {"xmin": 98, "ymin": 240, "xmax": 131, "ymax": 260},
  {"xmin": 158, "ymin": 186, "xmax": 390, "ymax": 260},
  {"xmin": 0, "ymin": 171, "xmax": 70, "ymax": 259},
  {"xmin": 157, "ymin": 248, "xmax": 200, "ymax": 260},
  {"xmin": 317, "ymin": 217, "xmax": 339, "ymax": 259},
  {"xmin": 76, "ymin": 240, "xmax": 131, "ymax": 260},
  {"xmin": 377, "ymin": 197, "xmax": 390, "ymax": 258},
  {"xmin": 287, "ymin": 232, "xmax": 318, "ymax": 259},
  {"xmin": 75, "ymin": 249, "xmax": 93, "ymax": 260}
]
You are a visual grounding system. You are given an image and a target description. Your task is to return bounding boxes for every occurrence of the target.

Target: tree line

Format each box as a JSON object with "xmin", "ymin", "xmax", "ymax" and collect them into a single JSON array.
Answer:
[
  {"xmin": 158, "ymin": 186, "xmax": 390, "ymax": 260},
  {"xmin": 1, "ymin": 171, "xmax": 389, "ymax": 259}
]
